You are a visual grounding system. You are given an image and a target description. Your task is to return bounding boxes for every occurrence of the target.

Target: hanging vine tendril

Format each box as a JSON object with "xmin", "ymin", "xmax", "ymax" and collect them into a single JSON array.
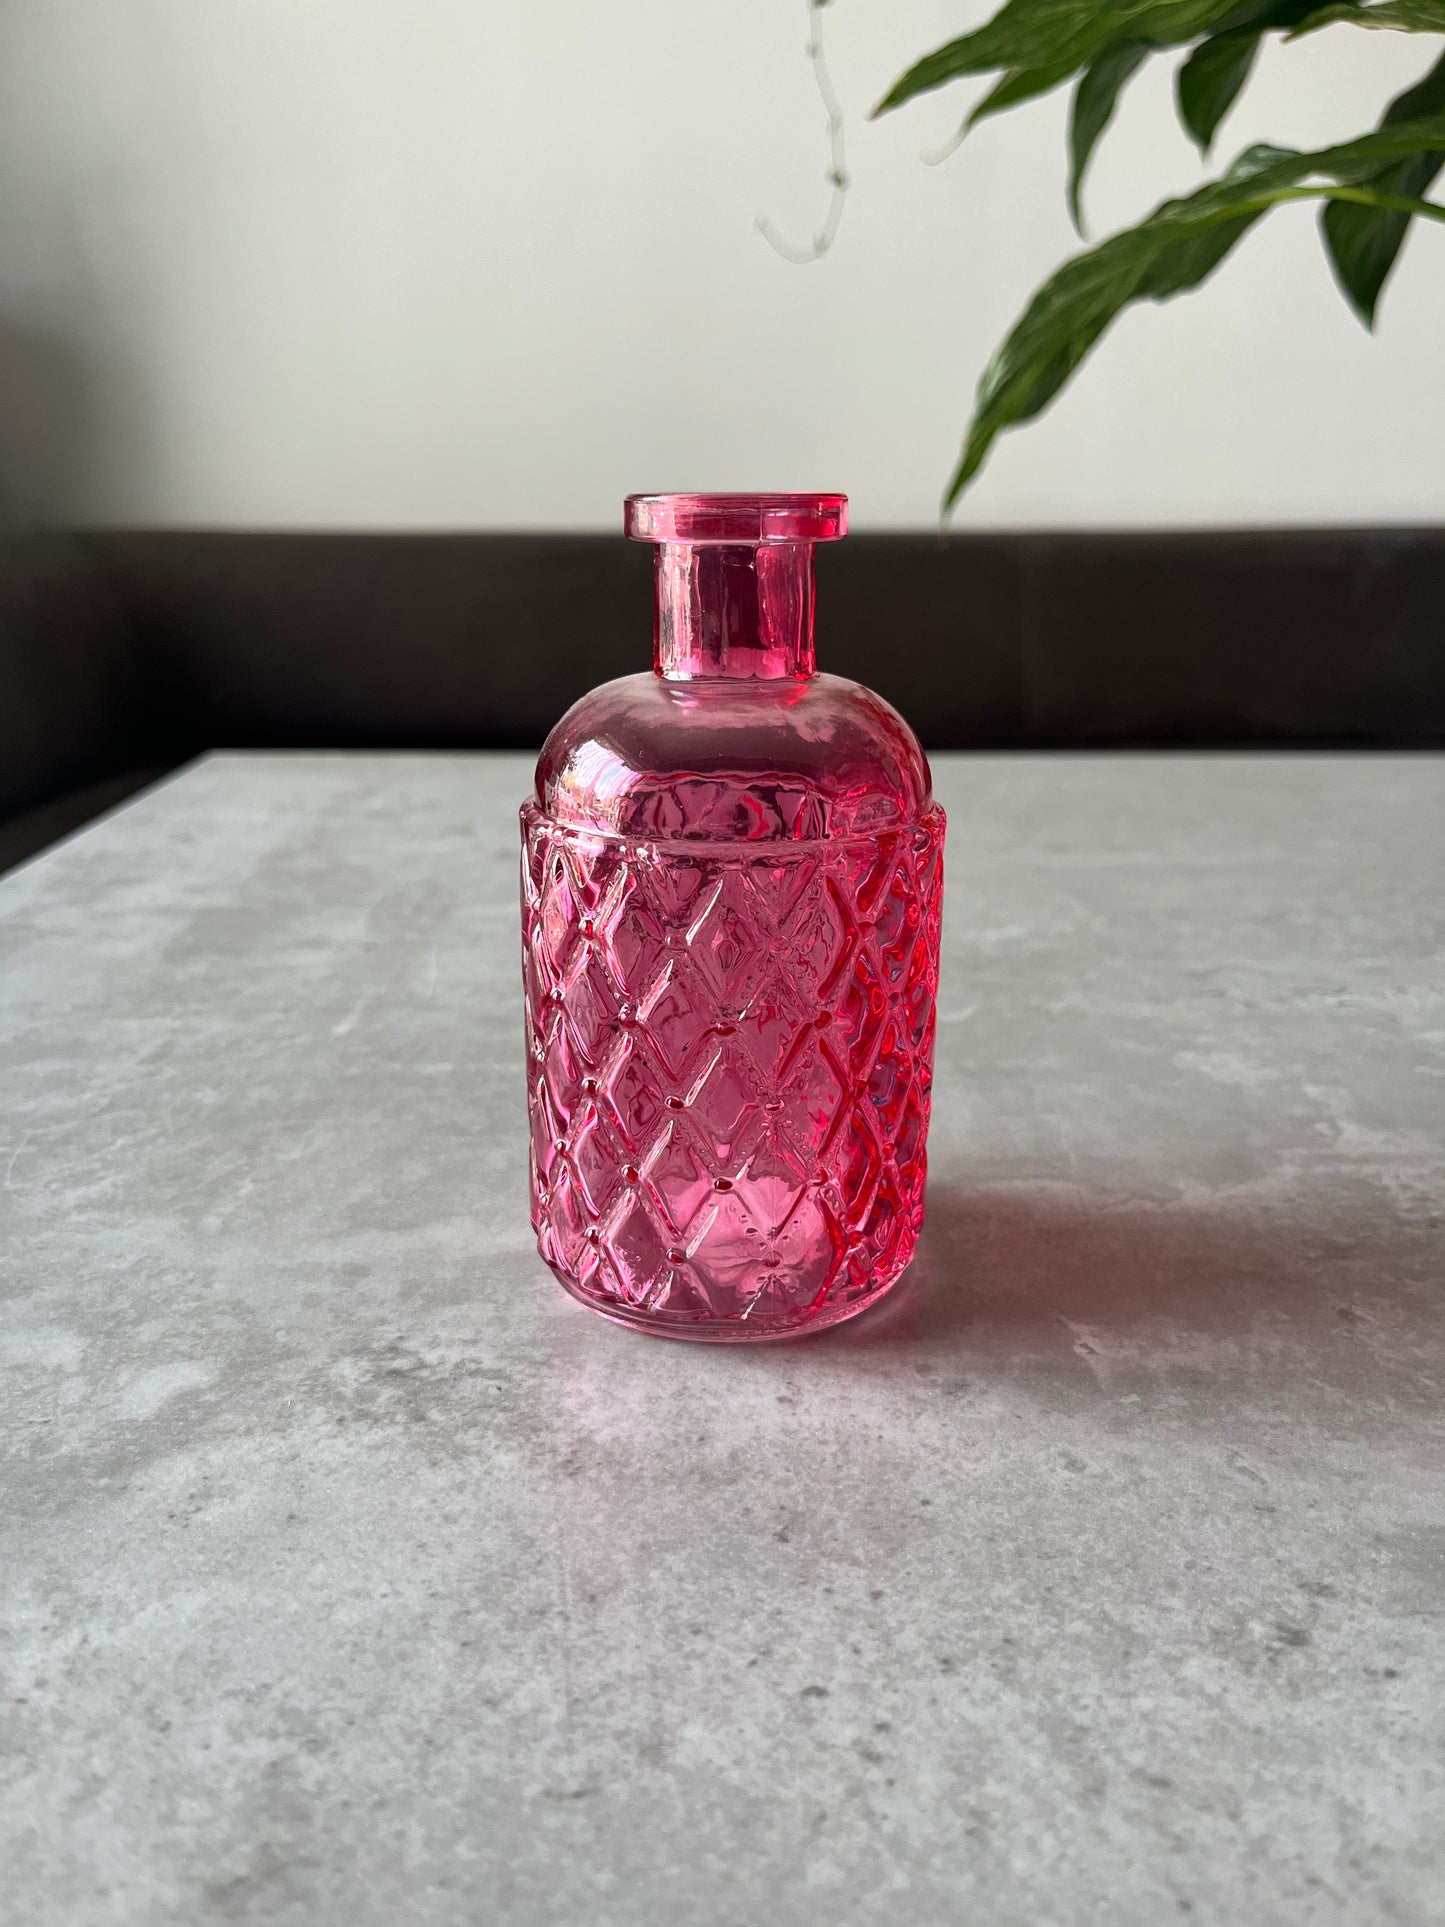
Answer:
[{"xmin": 757, "ymin": 0, "xmax": 849, "ymax": 263}]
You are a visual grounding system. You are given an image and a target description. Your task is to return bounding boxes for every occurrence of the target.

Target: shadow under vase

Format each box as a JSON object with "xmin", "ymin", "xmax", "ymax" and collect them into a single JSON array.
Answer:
[{"xmin": 819, "ymin": 1167, "xmax": 1444, "ymax": 1416}]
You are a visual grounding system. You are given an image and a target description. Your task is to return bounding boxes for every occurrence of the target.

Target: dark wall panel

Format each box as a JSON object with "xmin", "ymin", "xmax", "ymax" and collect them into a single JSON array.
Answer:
[
  {"xmin": 79, "ymin": 528, "xmax": 1445, "ymax": 756},
  {"xmin": 4, "ymin": 525, "xmax": 1443, "ymax": 866}
]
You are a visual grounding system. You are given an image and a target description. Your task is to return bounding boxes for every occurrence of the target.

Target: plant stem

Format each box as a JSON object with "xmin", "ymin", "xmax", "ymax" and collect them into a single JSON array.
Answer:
[{"xmin": 758, "ymin": 0, "xmax": 850, "ymax": 262}]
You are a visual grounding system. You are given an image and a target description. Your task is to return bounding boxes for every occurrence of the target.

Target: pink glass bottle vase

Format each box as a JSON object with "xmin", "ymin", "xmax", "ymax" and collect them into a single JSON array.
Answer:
[{"xmin": 520, "ymin": 493, "xmax": 944, "ymax": 1340}]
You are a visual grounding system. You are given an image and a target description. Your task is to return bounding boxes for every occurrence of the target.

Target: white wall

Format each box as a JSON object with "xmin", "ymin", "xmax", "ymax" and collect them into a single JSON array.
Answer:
[{"xmin": 0, "ymin": 0, "xmax": 1441, "ymax": 529}]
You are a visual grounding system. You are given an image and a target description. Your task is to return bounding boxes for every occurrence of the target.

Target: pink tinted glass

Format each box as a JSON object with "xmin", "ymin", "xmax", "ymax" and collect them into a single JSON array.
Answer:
[
  {"xmin": 624, "ymin": 492, "xmax": 848, "ymax": 544},
  {"xmin": 520, "ymin": 492, "xmax": 944, "ymax": 1340}
]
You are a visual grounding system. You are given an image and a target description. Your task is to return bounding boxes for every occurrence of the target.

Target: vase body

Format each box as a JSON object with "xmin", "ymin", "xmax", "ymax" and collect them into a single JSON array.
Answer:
[{"xmin": 520, "ymin": 493, "xmax": 944, "ymax": 1340}]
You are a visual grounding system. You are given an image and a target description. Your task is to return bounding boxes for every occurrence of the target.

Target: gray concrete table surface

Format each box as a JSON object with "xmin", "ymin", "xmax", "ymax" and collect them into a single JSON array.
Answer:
[{"xmin": 2, "ymin": 752, "xmax": 1443, "ymax": 1927}]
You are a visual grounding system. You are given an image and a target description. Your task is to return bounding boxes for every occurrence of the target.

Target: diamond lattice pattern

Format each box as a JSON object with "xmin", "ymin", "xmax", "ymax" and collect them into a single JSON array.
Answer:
[{"xmin": 521, "ymin": 801, "xmax": 945, "ymax": 1332}]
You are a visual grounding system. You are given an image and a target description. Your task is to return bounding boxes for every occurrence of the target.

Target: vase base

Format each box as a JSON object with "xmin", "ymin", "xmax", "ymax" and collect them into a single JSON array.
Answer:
[{"xmin": 545, "ymin": 1254, "xmax": 914, "ymax": 1343}]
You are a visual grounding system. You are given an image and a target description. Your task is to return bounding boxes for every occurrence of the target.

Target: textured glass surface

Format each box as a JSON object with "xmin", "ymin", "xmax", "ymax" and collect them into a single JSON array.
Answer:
[
  {"xmin": 521, "ymin": 802, "xmax": 944, "ymax": 1339},
  {"xmin": 535, "ymin": 672, "xmax": 933, "ymax": 842},
  {"xmin": 519, "ymin": 490, "xmax": 945, "ymax": 1339}
]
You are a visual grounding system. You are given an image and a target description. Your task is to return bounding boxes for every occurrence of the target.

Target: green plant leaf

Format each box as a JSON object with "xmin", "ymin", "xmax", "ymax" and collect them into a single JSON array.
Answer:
[
  {"xmin": 1178, "ymin": 30, "xmax": 1264, "ymax": 147},
  {"xmin": 1321, "ymin": 49, "xmax": 1445, "ymax": 322},
  {"xmin": 1177, "ymin": 3, "xmax": 1322, "ymax": 153},
  {"xmin": 1069, "ymin": 42, "xmax": 1149, "ymax": 229},
  {"xmin": 1290, "ymin": 0, "xmax": 1445, "ymax": 33},
  {"xmin": 944, "ymin": 116, "xmax": 1445, "ymax": 509},
  {"xmin": 873, "ymin": 0, "xmax": 1261, "ymax": 116},
  {"xmin": 967, "ymin": 58, "xmax": 1081, "ymax": 130}
]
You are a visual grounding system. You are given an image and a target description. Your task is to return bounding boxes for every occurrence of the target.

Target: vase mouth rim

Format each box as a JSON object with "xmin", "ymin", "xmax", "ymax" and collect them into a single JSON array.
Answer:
[{"xmin": 624, "ymin": 493, "xmax": 848, "ymax": 545}]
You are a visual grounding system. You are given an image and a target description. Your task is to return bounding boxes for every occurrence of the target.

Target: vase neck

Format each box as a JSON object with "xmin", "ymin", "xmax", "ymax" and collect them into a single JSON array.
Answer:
[{"xmin": 653, "ymin": 541, "xmax": 815, "ymax": 681}]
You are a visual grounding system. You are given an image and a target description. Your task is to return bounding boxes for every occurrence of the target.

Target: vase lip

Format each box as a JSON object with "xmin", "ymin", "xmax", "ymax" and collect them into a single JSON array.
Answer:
[{"xmin": 624, "ymin": 492, "xmax": 848, "ymax": 546}]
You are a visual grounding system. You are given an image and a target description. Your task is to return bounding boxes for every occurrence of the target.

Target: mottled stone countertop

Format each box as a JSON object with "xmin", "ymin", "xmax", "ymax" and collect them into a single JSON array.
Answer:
[{"xmin": 2, "ymin": 752, "xmax": 1442, "ymax": 1926}]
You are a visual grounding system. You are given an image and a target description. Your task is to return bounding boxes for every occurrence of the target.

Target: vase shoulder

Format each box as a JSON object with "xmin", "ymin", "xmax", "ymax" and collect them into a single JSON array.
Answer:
[{"xmin": 535, "ymin": 670, "xmax": 934, "ymax": 842}]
